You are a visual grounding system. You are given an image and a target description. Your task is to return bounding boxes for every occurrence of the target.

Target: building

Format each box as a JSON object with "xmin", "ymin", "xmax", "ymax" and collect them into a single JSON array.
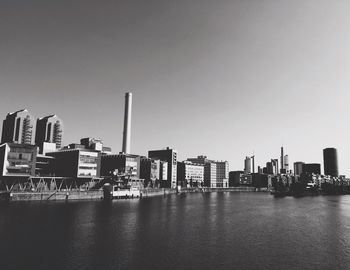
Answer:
[
  {"xmin": 47, "ymin": 148, "xmax": 101, "ymax": 178},
  {"xmin": 302, "ymin": 163, "xmax": 321, "ymax": 175},
  {"xmin": 101, "ymin": 153, "xmax": 140, "ymax": 178},
  {"xmin": 140, "ymin": 157, "xmax": 161, "ymax": 188},
  {"xmin": 216, "ymin": 161, "xmax": 229, "ymax": 187},
  {"xmin": 149, "ymin": 147, "xmax": 177, "ymax": 188},
  {"xmin": 35, "ymin": 115, "xmax": 63, "ymax": 152},
  {"xmin": 187, "ymin": 155, "xmax": 228, "ymax": 188},
  {"xmin": 284, "ymin": 155, "xmax": 289, "ymax": 172},
  {"xmin": 252, "ymin": 173, "xmax": 268, "ymax": 188},
  {"xmin": 177, "ymin": 161, "xmax": 204, "ymax": 187},
  {"xmin": 244, "ymin": 156, "xmax": 251, "ymax": 174},
  {"xmin": 323, "ymin": 148, "xmax": 339, "ymax": 177},
  {"xmin": 240, "ymin": 174, "xmax": 252, "ymax": 185},
  {"xmin": 229, "ymin": 171, "xmax": 244, "ymax": 186},
  {"xmin": 0, "ymin": 143, "xmax": 37, "ymax": 177},
  {"xmin": 272, "ymin": 159, "xmax": 279, "ymax": 175},
  {"xmin": 1, "ymin": 109, "xmax": 35, "ymax": 145},
  {"xmin": 294, "ymin": 162, "xmax": 305, "ymax": 176}
]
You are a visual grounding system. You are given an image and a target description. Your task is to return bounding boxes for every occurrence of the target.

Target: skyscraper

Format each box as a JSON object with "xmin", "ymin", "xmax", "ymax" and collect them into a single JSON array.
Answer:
[
  {"xmin": 35, "ymin": 115, "xmax": 63, "ymax": 151},
  {"xmin": 323, "ymin": 148, "xmax": 339, "ymax": 177},
  {"xmin": 1, "ymin": 109, "xmax": 35, "ymax": 145},
  {"xmin": 284, "ymin": 155, "xmax": 289, "ymax": 172},
  {"xmin": 294, "ymin": 161, "xmax": 305, "ymax": 176},
  {"xmin": 244, "ymin": 156, "xmax": 251, "ymax": 174}
]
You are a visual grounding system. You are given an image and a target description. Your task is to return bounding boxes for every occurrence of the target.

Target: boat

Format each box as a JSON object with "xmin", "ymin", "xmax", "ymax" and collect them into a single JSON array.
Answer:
[{"xmin": 103, "ymin": 183, "xmax": 140, "ymax": 200}]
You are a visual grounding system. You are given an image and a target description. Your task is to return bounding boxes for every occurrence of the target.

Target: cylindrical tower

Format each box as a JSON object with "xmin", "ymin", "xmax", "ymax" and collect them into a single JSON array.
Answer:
[
  {"xmin": 323, "ymin": 148, "xmax": 339, "ymax": 177},
  {"xmin": 244, "ymin": 157, "xmax": 251, "ymax": 174},
  {"xmin": 122, "ymin": 92, "xmax": 132, "ymax": 154}
]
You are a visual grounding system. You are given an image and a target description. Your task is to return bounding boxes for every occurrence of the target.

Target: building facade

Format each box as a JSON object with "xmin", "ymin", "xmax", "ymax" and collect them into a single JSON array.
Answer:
[
  {"xmin": 216, "ymin": 161, "xmax": 229, "ymax": 187},
  {"xmin": 177, "ymin": 161, "xmax": 204, "ymax": 187},
  {"xmin": 302, "ymin": 163, "xmax": 321, "ymax": 175},
  {"xmin": 148, "ymin": 147, "xmax": 177, "ymax": 188},
  {"xmin": 47, "ymin": 149, "xmax": 101, "ymax": 178},
  {"xmin": 140, "ymin": 157, "xmax": 161, "ymax": 187},
  {"xmin": 229, "ymin": 171, "xmax": 244, "ymax": 186},
  {"xmin": 0, "ymin": 143, "xmax": 37, "ymax": 177},
  {"xmin": 101, "ymin": 153, "xmax": 140, "ymax": 178}
]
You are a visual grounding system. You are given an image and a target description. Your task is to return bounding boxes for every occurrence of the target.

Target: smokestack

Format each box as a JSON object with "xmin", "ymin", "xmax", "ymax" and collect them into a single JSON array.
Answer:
[{"xmin": 122, "ymin": 92, "xmax": 132, "ymax": 154}]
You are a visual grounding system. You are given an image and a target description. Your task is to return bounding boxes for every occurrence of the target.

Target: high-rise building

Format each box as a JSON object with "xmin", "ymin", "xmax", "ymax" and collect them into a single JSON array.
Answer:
[
  {"xmin": 284, "ymin": 155, "xmax": 289, "ymax": 172},
  {"xmin": 294, "ymin": 161, "xmax": 305, "ymax": 176},
  {"xmin": 280, "ymin": 147, "xmax": 284, "ymax": 171},
  {"xmin": 272, "ymin": 159, "xmax": 279, "ymax": 175},
  {"xmin": 35, "ymin": 115, "xmax": 63, "ymax": 152},
  {"xmin": 244, "ymin": 156, "xmax": 251, "ymax": 174},
  {"xmin": 323, "ymin": 148, "xmax": 339, "ymax": 177},
  {"xmin": 149, "ymin": 147, "xmax": 177, "ymax": 188},
  {"xmin": 1, "ymin": 109, "xmax": 35, "ymax": 145}
]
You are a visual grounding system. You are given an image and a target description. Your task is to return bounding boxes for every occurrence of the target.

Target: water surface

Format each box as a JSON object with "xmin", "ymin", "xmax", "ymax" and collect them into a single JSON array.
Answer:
[{"xmin": 1, "ymin": 193, "xmax": 350, "ymax": 270}]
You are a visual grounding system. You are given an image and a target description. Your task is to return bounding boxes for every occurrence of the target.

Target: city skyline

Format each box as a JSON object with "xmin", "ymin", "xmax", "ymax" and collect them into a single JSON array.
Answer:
[{"xmin": 1, "ymin": 0, "xmax": 350, "ymax": 174}]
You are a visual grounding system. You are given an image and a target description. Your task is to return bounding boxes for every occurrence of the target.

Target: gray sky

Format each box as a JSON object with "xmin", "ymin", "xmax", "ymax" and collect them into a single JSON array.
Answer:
[{"xmin": 1, "ymin": 0, "xmax": 350, "ymax": 175}]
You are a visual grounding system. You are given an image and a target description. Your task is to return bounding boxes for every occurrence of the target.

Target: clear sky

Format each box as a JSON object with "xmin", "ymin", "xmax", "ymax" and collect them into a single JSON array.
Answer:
[{"xmin": 1, "ymin": 0, "xmax": 350, "ymax": 175}]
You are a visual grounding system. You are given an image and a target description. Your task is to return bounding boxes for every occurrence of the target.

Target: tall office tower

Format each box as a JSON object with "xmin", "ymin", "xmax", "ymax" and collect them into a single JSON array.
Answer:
[
  {"xmin": 294, "ymin": 161, "xmax": 305, "ymax": 176},
  {"xmin": 272, "ymin": 159, "xmax": 279, "ymax": 175},
  {"xmin": 284, "ymin": 155, "xmax": 289, "ymax": 171},
  {"xmin": 149, "ymin": 147, "xmax": 177, "ymax": 188},
  {"xmin": 122, "ymin": 92, "xmax": 132, "ymax": 154},
  {"xmin": 323, "ymin": 148, "xmax": 339, "ymax": 177},
  {"xmin": 1, "ymin": 109, "xmax": 35, "ymax": 145},
  {"xmin": 280, "ymin": 147, "xmax": 284, "ymax": 170},
  {"xmin": 35, "ymin": 115, "xmax": 63, "ymax": 150},
  {"xmin": 244, "ymin": 156, "xmax": 251, "ymax": 174}
]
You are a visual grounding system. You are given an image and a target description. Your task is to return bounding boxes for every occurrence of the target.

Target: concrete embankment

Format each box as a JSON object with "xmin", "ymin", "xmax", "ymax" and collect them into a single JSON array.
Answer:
[
  {"xmin": 140, "ymin": 186, "xmax": 257, "ymax": 198},
  {"xmin": 4, "ymin": 186, "xmax": 260, "ymax": 202},
  {"xmin": 9, "ymin": 190, "xmax": 103, "ymax": 201}
]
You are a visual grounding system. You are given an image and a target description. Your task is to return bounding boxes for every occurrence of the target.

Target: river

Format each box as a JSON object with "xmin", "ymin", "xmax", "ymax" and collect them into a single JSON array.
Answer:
[{"xmin": 1, "ymin": 192, "xmax": 350, "ymax": 270}]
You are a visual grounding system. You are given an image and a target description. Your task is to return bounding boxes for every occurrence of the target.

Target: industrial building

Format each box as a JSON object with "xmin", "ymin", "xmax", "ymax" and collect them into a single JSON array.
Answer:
[
  {"xmin": 140, "ymin": 157, "xmax": 161, "ymax": 187},
  {"xmin": 101, "ymin": 153, "xmax": 140, "ymax": 178},
  {"xmin": 187, "ymin": 155, "xmax": 229, "ymax": 188},
  {"xmin": 0, "ymin": 143, "xmax": 37, "ymax": 177},
  {"xmin": 149, "ymin": 147, "xmax": 177, "ymax": 188},
  {"xmin": 177, "ymin": 161, "xmax": 204, "ymax": 187}
]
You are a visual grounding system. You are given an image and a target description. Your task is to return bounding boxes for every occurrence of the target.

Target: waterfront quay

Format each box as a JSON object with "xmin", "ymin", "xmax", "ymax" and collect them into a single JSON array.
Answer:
[{"xmin": 0, "ymin": 186, "xmax": 257, "ymax": 202}]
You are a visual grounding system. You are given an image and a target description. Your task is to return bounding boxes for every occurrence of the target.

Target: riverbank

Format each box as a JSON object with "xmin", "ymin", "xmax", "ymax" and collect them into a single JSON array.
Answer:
[{"xmin": 1, "ymin": 186, "xmax": 259, "ymax": 202}]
